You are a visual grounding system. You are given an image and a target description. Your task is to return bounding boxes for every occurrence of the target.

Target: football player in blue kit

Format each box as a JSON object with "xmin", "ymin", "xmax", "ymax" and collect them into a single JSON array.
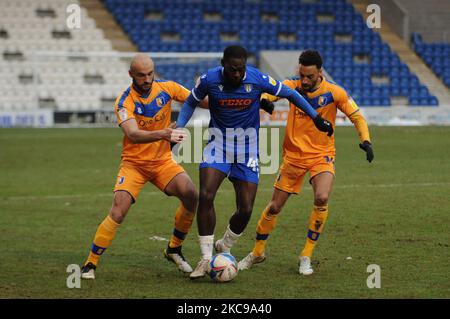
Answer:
[{"xmin": 175, "ymin": 45, "xmax": 334, "ymax": 279}]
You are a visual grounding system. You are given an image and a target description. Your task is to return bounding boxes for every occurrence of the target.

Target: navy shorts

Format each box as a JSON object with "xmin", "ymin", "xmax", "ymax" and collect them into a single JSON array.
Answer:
[{"xmin": 199, "ymin": 161, "xmax": 259, "ymax": 184}]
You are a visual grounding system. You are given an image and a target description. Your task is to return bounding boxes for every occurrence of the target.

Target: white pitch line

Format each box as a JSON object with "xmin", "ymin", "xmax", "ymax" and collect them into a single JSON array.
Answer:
[
  {"xmin": 149, "ymin": 236, "xmax": 169, "ymax": 242},
  {"xmin": 2, "ymin": 182, "xmax": 450, "ymax": 201}
]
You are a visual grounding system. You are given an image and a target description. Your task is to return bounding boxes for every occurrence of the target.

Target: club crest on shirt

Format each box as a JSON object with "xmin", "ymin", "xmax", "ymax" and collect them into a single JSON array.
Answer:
[
  {"xmin": 245, "ymin": 84, "xmax": 252, "ymax": 93},
  {"xmin": 318, "ymin": 95, "xmax": 328, "ymax": 106},
  {"xmin": 156, "ymin": 97, "xmax": 165, "ymax": 107}
]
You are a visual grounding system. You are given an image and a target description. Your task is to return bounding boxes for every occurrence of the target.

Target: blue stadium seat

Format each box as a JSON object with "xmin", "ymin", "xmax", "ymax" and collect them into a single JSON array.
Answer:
[
  {"xmin": 103, "ymin": 1, "xmax": 446, "ymax": 106},
  {"xmin": 413, "ymin": 32, "xmax": 450, "ymax": 90},
  {"xmin": 409, "ymin": 97, "xmax": 421, "ymax": 106},
  {"xmin": 428, "ymin": 96, "xmax": 439, "ymax": 106}
]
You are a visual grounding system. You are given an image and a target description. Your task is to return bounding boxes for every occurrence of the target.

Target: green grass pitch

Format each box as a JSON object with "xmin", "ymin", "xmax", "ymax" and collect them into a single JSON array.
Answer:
[{"xmin": 0, "ymin": 126, "xmax": 449, "ymax": 298}]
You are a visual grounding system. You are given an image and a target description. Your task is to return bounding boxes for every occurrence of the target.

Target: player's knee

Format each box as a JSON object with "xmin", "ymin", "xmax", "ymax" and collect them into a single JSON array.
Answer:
[
  {"xmin": 180, "ymin": 186, "xmax": 198, "ymax": 211},
  {"xmin": 199, "ymin": 189, "xmax": 215, "ymax": 204},
  {"xmin": 314, "ymin": 194, "xmax": 329, "ymax": 206},
  {"xmin": 109, "ymin": 210, "xmax": 125, "ymax": 224},
  {"xmin": 184, "ymin": 185, "xmax": 198, "ymax": 201},
  {"xmin": 110, "ymin": 192, "xmax": 131, "ymax": 223},
  {"xmin": 238, "ymin": 204, "xmax": 253, "ymax": 217},
  {"xmin": 268, "ymin": 201, "xmax": 282, "ymax": 215}
]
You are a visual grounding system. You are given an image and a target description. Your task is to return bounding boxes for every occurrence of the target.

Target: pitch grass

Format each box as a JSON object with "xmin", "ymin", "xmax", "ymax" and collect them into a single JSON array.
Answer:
[{"xmin": 0, "ymin": 126, "xmax": 449, "ymax": 299}]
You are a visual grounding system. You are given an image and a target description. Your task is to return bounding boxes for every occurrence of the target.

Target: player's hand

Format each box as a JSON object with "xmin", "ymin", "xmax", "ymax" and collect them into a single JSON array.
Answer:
[
  {"xmin": 260, "ymin": 98, "xmax": 274, "ymax": 115},
  {"xmin": 313, "ymin": 115, "xmax": 334, "ymax": 136},
  {"xmin": 359, "ymin": 140, "xmax": 374, "ymax": 163},
  {"xmin": 164, "ymin": 122, "xmax": 187, "ymax": 144},
  {"xmin": 168, "ymin": 122, "xmax": 177, "ymax": 150},
  {"xmin": 169, "ymin": 128, "xmax": 187, "ymax": 144}
]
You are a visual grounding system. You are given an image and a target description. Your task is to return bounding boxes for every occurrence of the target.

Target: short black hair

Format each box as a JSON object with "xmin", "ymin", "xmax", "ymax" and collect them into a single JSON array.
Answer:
[
  {"xmin": 223, "ymin": 45, "xmax": 248, "ymax": 61},
  {"xmin": 299, "ymin": 50, "xmax": 323, "ymax": 69}
]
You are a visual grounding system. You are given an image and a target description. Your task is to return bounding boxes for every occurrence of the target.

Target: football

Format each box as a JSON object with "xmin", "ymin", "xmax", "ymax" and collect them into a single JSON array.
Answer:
[{"xmin": 209, "ymin": 253, "xmax": 239, "ymax": 283}]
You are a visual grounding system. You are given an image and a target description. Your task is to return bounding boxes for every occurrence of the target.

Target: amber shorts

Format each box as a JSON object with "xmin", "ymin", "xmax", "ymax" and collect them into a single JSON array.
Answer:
[
  {"xmin": 113, "ymin": 159, "xmax": 185, "ymax": 202},
  {"xmin": 274, "ymin": 155, "xmax": 335, "ymax": 194}
]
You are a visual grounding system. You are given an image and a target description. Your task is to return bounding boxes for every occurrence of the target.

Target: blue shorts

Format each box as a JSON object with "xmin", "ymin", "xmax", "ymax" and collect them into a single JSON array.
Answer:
[{"xmin": 199, "ymin": 161, "xmax": 259, "ymax": 184}]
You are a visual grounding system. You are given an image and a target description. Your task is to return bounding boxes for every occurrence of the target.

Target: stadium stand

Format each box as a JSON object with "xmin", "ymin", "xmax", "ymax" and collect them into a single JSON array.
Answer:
[
  {"xmin": 104, "ymin": 0, "xmax": 441, "ymax": 106},
  {"xmin": 353, "ymin": 0, "xmax": 450, "ymax": 106},
  {"xmin": 1, "ymin": 0, "xmax": 447, "ymax": 113},
  {"xmin": 389, "ymin": 0, "xmax": 450, "ymax": 43},
  {"xmin": 412, "ymin": 33, "xmax": 450, "ymax": 89},
  {"xmin": 0, "ymin": 0, "xmax": 129, "ymax": 111}
]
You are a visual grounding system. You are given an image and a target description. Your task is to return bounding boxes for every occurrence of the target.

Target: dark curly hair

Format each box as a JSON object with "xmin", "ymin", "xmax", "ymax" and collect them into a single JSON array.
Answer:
[{"xmin": 299, "ymin": 50, "xmax": 323, "ymax": 69}]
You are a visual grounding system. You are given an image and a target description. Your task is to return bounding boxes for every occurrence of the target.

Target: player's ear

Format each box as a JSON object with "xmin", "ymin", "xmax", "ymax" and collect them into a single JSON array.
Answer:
[
  {"xmin": 221, "ymin": 59, "xmax": 225, "ymax": 67},
  {"xmin": 128, "ymin": 70, "xmax": 132, "ymax": 78}
]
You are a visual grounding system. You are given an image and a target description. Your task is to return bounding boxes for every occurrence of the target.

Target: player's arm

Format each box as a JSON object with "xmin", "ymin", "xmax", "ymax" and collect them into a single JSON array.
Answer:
[
  {"xmin": 176, "ymin": 74, "xmax": 208, "ymax": 128},
  {"xmin": 349, "ymin": 109, "xmax": 373, "ymax": 163},
  {"xmin": 262, "ymin": 76, "xmax": 316, "ymax": 118},
  {"xmin": 171, "ymin": 81, "xmax": 209, "ymax": 109},
  {"xmin": 261, "ymin": 92, "xmax": 280, "ymax": 103},
  {"xmin": 120, "ymin": 119, "xmax": 186, "ymax": 144},
  {"xmin": 338, "ymin": 93, "xmax": 374, "ymax": 162},
  {"xmin": 276, "ymin": 84, "xmax": 334, "ymax": 136},
  {"xmin": 176, "ymin": 94, "xmax": 199, "ymax": 128},
  {"xmin": 260, "ymin": 79, "xmax": 294, "ymax": 104},
  {"xmin": 114, "ymin": 93, "xmax": 187, "ymax": 144},
  {"xmin": 198, "ymin": 96, "xmax": 209, "ymax": 109},
  {"xmin": 259, "ymin": 80, "xmax": 292, "ymax": 114},
  {"xmin": 259, "ymin": 74, "xmax": 333, "ymax": 135}
]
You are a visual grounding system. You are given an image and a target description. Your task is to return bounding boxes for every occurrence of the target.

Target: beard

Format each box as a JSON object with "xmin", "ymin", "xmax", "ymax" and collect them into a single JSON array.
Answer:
[
  {"xmin": 302, "ymin": 76, "xmax": 322, "ymax": 92},
  {"xmin": 133, "ymin": 78, "xmax": 152, "ymax": 94},
  {"xmin": 301, "ymin": 81, "xmax": 316, "ymax": 92}
]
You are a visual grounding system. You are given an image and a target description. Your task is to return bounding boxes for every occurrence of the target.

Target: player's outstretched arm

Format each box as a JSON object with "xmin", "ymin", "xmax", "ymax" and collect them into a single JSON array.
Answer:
[
  {"xmin": 198, "ymin": 96, "xmax": 209, "ymax": 109},
  {"xmin": 347, "ymin": 110, "xmax": 374, "ymax": 163},
  {"xmin": 120, "ymin": 118, "xmax": 186, "ymax": 144},
  {"xmin": 176, "ymin": 93, "xmax": 200, "ymax": 128},
  {"xmin": 278, "ymin": 85, "xmax": 334, "ymax": 136}
]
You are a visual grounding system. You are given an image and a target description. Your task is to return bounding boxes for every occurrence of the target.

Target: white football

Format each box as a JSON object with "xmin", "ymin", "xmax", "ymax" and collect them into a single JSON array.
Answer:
[{"xmin": 209, "ymin": 252, "xmax": 239, "ymax": 282}]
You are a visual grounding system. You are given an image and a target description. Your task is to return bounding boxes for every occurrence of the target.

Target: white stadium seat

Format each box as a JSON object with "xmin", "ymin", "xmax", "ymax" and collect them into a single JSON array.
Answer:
[{"xmin": 0, "ymin": 0, "xmax": 127, "ymax": 111}]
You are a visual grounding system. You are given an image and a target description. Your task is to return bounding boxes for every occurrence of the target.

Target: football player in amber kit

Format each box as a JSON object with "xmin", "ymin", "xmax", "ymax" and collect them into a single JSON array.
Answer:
[
  {"xmin": 239, "ymin": 50, "xmax": 374, "ymax": 275},
  {"xmin": 81, "ymin": 54, "xmax": 207, "ymax": 279}
]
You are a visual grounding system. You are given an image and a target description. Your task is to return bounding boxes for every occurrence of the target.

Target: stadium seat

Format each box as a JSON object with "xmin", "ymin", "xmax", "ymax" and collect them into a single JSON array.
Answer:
[
  {"xmin": 412, "ymin": 32, "xmax": 449, "ymax": 93},
  {"xmin": 0, "ymin": 0, "xmax": 132, "ymax": 111},
  {"xmin": 1, "ymin": 0, "xmax": 442, "ymax": 110}
]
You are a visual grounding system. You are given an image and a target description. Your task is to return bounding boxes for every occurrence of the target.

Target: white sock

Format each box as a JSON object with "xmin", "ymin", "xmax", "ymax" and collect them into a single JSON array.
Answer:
[
  {"xmin": 221, "ymin": 225, "xmax": 241, "ymax": 249},
  {"xmin": 199, "ymin": 235, "xmax": 214, "ymax": 260}
]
